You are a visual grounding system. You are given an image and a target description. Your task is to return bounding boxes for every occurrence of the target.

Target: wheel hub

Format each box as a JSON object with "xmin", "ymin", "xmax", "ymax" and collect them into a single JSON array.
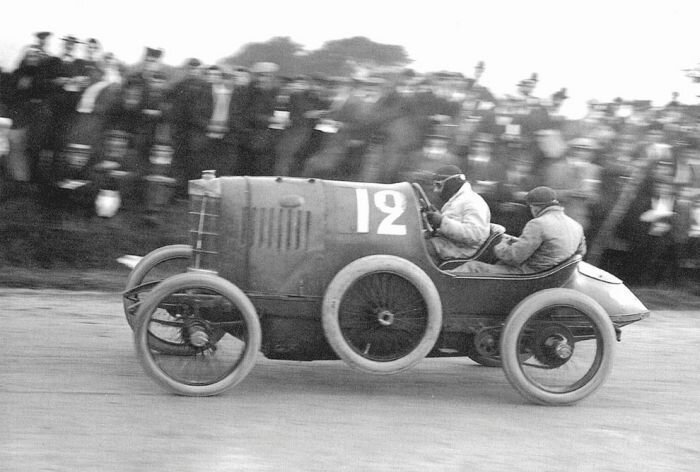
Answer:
[
  {"xmin": 545, "ymin": 336, "xmax": 573, "ymax": 360},
  {"xmin": 474, "ymin": 329, "xmax": 499, "ymax": 357},
  {"xmin": 533, "ymin": 323, "xmax": 575, "ymax": 367},
  {"xmin": 188, "ymin": 329, "xmax": 209, "ymax": 347},
  {"xmin": 183, "ymin": 317, "xmax": 211, "ymax": 348},
  {"xmin": 376, "ymin": 309, "xmax": 395, "ymax": 326}
]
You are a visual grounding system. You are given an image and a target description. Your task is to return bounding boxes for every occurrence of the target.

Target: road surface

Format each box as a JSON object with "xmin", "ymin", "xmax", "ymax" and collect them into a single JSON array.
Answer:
[{"xmin": 1, "ymin": 289, "xmax": 699, "ymax": 471}]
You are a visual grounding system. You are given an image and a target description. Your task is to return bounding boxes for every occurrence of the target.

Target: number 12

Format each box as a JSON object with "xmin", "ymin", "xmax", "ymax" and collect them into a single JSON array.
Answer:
[{"xmin": 356, "ymin": 189, "xmax": 407, "ymax": 235}]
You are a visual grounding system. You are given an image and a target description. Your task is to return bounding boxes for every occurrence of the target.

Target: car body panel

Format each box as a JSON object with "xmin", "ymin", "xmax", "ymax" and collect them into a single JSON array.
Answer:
[{"xmin": 187, "ymin": 175, "xmax": 648, "ymax": 360}]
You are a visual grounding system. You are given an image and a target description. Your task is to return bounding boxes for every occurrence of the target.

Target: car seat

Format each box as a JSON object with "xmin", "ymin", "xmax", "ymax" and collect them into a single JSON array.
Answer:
[{"xmin": 438, "ymin": 223, "xmax": 506, "ymax": 270}]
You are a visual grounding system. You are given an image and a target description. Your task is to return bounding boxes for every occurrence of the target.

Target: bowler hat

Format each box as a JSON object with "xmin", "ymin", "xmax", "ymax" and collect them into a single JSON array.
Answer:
[
  {"xmin": 518, "ymin": 73, "xmax": 538, "ymax": 87},
  {"xmin": 36, "ymin": 31, "xmax": 51, "ymax": 40},
  {"xmin": 185, "ymin": 58, "xmax": 202, "ymax": 68},
  {"xmin": 61, "ymin": 35, "xmax": 81, "ymax": 43},
  {"xmin": 552, "ymin": 88, "xmax": 568, "ymax": 100},
  {"xmin": 526, "ymin": 186, "xmax": 559, "ymax": 206},
  {"xmin": 144, "ymin": 47, "xmax": 164, "ymax": 59}
]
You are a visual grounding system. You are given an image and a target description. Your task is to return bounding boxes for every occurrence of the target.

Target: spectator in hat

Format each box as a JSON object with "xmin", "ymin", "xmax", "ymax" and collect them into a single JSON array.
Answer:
[
  {"xmin": 466, "ymin": 132, "xmax": 504, "ymax": 189},
  {"xmin": 6, "ymin": 45, "xmax": 53, "ymax": 182},
  {"xmin": 363, "ymin": 75, "xmax": 423, "ymax": 184},
  {"xmin": 189, "ymin": 65, "xmax": 237, "ymax": 176},
  {"xmin": 140, "ymin": 47, "xmax": 164, "ymax": 79},
  {"xmin": 516, "ymin": 73, "xmax": 539, "ymax": 100},
  {"xmin": 301, "ymin": 76, "xmax": 376, "ymax": 180},
  {"xmin": 474, "ymin": 61, "xmax": 485, "ymax": 84},
  {"xmin": 34, "ymin": 32, "xmax": 52, "ymax": 58},
  {"xmin": 488, "ymin": 139, "xmax": 536, "ymax": 235},
  {"xmin": 83, "ymin": 39, "xmax": 101, "ymax": 67},
  {"xmin": 628, "ymin": 177, "xmax": 680, "ymax": 285},
  {"xmin": 425, "ymin": 164, "xmax": 492, "ymax": 261},
  {"xmin": 274, "ymin": 74, "xmax": 330, "ymax": 176},
  {"xmin": 451, "ymin": 186, "xmax": 586, "ymax": 275},
  {"xmin": 114, "ymin": 48, "xmax": 169, "ymax": 205},
  {"xmin": 546, "ymin": 88, "xmax": 568, "ymax": 122},
  {"xmin": 76, "ymin": 47, "xmax": 122, "ymax": 116},
  {"xmin": 81, "ymin": 38, "xmax": 105, "ymax": 84},
  {"xmin": 542, "ymin": 136, "xmax": 602, "ymax": 238},
  {"xmin": 169, "ymin": 58, "xmax": 206, "ymax": 195},
  {"xmin": 233, "ymin": 62, "xmax": 280, "ymax": 176},
  {"xmin": 42, "ymin": 35, "xmax": 90, "ymax": 157}
]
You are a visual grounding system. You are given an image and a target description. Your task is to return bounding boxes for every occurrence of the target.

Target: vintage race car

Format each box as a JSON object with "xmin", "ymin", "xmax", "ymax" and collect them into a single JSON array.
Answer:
[{"xmin": 123, "ymin": 175, "xmax": 649, "ymax": 405}]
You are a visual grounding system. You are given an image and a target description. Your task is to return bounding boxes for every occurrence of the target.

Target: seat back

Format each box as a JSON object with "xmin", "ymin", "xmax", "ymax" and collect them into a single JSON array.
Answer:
[{"xmin": 438, "ymin": 223, "xmax": 505, "ymax": 270}]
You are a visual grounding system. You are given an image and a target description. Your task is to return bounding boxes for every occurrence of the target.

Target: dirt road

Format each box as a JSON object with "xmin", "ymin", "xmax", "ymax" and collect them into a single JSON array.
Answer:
[{"xmin": 1, "ymin": 289, "xmax": 699, "ymax": 471}]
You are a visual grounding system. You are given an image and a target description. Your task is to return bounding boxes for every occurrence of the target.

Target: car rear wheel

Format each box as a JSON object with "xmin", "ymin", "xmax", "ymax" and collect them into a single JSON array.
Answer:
[
  {"xmin": 134, "ymin": 272, "xmax": 261, "ymax": 396},
  {"xmin": 322, "ymin": 255, "xmax": 442, "ymax": 374},
  {"xmin": 500, "ymin": 288, "xmax": 615, "ymax": 406}
]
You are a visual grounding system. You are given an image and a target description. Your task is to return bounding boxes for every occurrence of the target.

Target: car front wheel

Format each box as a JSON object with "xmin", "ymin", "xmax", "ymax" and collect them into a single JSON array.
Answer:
[{"xmin": 134, "ymin": 272, "xmax": 261, "ymax": 396}]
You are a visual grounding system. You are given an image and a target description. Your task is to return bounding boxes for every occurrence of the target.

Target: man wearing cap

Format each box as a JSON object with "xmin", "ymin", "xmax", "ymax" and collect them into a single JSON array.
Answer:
[
  {"xmin": 44, "ymin": 35, "xmax": 90, "ymax": 152},
  {"xmin": 233, "ymin": 62, "xmax": 280, "ymax": 176},
  {"xmin": 274, "ymin": 75, "xmax": 330, "ymax": 176},
  {"xmin": 426, "ymin": 165, "xmax": 492, "ymax": 260},
  {"xmin": 82, "ymin": 39, "xmax": 102, "ymax": 77},
  {"xmin": 543, "ymin": 136, "xmax": 602, "ymax": 237},
  {"xmin": 34, "ymin": 32, "xmax": 52, "ymax": 58},
  {"xmin": 452, "ymin": 186, "xmax": 586, "ymax": 275},
  {"xmin": 170, "ymin": 58, "xmax": 206, "ymax": 195}
]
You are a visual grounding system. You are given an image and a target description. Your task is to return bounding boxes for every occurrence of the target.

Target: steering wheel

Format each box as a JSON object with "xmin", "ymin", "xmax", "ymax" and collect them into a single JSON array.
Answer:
[{"xmin": 411, "ymin": 182, "xmax": 437, "ymax": 235}]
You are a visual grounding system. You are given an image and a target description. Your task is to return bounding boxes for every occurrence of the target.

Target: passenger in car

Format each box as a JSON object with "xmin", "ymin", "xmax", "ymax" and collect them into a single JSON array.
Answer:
[
  {"xmin": 425, "ymin": 165, "xmax": 491, "ymax": 261},
  {"xmin": 450, "ymin": 186, "xmax": 586, "ymax": 275}
]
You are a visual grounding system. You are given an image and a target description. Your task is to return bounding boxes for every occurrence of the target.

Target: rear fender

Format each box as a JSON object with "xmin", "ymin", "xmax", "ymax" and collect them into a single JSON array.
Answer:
[{"xmin": 562, "ymin": 262, "xmax": 649, "ymax": 324}]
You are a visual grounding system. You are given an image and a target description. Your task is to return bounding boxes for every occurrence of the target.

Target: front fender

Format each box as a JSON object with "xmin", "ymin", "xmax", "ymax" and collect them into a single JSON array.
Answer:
[{"xmin": 563, "ymin": 262, "xmax": 649, "ymax": 326}]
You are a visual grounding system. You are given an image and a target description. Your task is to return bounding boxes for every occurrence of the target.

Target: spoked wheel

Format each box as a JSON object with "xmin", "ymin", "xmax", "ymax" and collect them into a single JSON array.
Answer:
[
  {"xmin": 123, "ymin": 245, "xmax": 225, "ymax": 355},
  {"xmin": 322, "ymin": 255, "xmax": 442, "ymax": 374},
  {"xmin": 500, "ymin": 289, "xmax": 616, "ymax": 406},
  {"xmin": 134, "ymin": 272, "xmax": 261, "ymax": 396}
]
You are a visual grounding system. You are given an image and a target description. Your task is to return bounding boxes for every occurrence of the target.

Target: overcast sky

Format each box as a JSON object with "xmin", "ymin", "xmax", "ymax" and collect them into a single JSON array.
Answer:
[{"xmin": 2, "ymin": 0, "xmax": 700, "ymax": 116}]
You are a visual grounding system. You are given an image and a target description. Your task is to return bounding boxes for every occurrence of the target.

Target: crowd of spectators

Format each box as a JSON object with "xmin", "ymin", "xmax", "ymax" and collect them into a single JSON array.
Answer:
[{"xmin": 1, "ymin": 32, "xmax": 699, "ymax": 286}]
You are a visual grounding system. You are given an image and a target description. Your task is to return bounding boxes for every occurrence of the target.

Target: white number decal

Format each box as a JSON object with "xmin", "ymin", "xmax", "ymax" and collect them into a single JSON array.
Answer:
[
  {"xmin": 375, "ymin": 190, "xmax": 407, "ymax": 235},
  {"xmin": 356, "ymin": 188, "xmax": 370, "ymax": 233},
  {"xmin": 355, "ymin": 189, "xmax": 407, "ymax": 235}
]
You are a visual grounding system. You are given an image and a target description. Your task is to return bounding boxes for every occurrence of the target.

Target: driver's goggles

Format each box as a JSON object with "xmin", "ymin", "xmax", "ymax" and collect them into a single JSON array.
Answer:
[{"xmin": 433, "ymin": 174, "xmax": 465, "ymax": 191}]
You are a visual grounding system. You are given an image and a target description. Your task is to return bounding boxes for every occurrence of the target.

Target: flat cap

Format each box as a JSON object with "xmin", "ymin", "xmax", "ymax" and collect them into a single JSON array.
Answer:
[
  {"xmin": 61, "ymin": 35, "xmax": 82, "ymax": 43},
  {"xmin": 526, "ymin": 186, "xmax": 559, "ymax": 206}
]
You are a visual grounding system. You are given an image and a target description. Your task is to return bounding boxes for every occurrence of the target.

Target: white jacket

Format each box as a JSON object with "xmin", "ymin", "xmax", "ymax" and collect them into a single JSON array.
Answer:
[{"xmin": 431, "ymin": 182, "xmax": 491, "ymax": 259}]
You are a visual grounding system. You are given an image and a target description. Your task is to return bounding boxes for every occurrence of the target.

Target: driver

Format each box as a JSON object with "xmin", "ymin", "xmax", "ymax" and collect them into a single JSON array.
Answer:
[{"xmin": 425, "ymin": 165, "xmax": 491, "ymax": 261}]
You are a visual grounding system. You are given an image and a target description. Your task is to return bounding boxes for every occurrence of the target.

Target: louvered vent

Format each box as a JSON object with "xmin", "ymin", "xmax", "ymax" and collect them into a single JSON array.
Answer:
[{"xmin": 249, "ymin": 207, "xmax": 311, "ymax": 251}]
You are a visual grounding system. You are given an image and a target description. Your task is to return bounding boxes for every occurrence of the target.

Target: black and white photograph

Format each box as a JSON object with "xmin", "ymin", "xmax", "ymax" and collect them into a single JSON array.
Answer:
[{"xmin": 1, "ymin": 1, "xmax": 700, "ymax": 470}]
